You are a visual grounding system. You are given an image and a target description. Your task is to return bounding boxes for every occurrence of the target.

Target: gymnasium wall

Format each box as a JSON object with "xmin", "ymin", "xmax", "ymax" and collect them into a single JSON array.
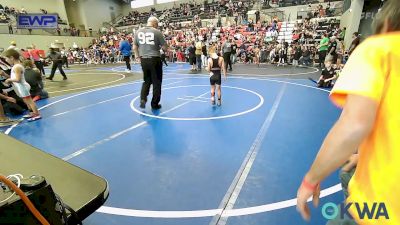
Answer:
[
  {"xmin": 358, "ymin": 0, "xmax": 382, "ymax": 39},
  {"xmin": 0, "ymin": 34, "xmax": 94, "ymax": 51},
  {"xmin": 0, "ymin": 0, "xmax": 69, "ymax": 23},
  {"xmin": 340, "ymin": 0, "xmax": 364, "ymax": 49},
  {"xmin": 64, "ymin": 0, "xmax": 124, "ymax": 30},
  {"xmin": 261, "ymin": 2, "xmax": 341, "ymax": 22},
  {"xmin": 122, "ymin": 0, "xmax": 205, "ymax": 14}
]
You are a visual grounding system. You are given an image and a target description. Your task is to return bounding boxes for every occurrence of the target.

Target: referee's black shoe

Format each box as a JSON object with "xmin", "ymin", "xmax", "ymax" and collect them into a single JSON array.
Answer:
[
  {"xmin": 151, "ymin": 104, "xmax": 162, "ymax": 110},
  {"xmin": 140, "ymin": 100, "xmax": 146, "ymax": 109}
]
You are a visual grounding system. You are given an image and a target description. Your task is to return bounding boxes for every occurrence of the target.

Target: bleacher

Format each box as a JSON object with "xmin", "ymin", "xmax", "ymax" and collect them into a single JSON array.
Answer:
[
  {"xmin": 116, "ymin": 0, "xmax": 256, "ymax": 27},
  {"xmin": 277, "ymin": 21, "xmax": 295, "ymax": 43},
  {"xmin": 262, "ymin": 0, "xmax": 343, "ymax": 9}
]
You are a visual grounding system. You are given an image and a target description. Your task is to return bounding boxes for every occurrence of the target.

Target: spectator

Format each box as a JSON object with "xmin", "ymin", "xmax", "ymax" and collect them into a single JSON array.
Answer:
[
  {"xmin": 119, "ymin": 36, "xmax": 132, "ymax": 72},
  {"xmin": 188, "ymin": 42, "xmax": 196, "ymax": 71},
  {"xmin": 0, "ymin": 103, "xmax": 16, "ymax": 125},
  {"xmin": 29, "ymin": 44, "xmax": 45, "ymax": 75},
  {"xmin": 231, "ymin": 40, "xmax": 238, "ymax": 64},
  {"xmin": 317, "ymin": 33, "xmax": 329, "ymax": 68},
  {"xmin": 8, "ymin": 21, "xmax": 12, "ymax": 34},
  {"xmin": 348, "ymin": 32, "xmax": 360, "ymax": 55},
  {"xmin": 221, "ymin": 38, "xmax": 233, "ymax": 71},
  {"xmin": 293, "ymin": 44, "xmax": 302, "ymax": 66},
  {"xmin": 195, "ymin": 40, "xmax": 203, "ymax": 71},
  {"xmin": 0, "ymin": 75, "xmax": 27, "ymax": 116},
  {"xmin": 2, "ymin": 49, "xmax": 41, "ymax": 121},
  {"xmin": 201, "ymin": 43, "xmax": 208, "ymax": 68},
  {"xmin": 317, "ymin": 60, "xmax": 336, "ymax": 88},
  {"xmin": 299, "ymin": 46, "xmax": 311, "ymax": 66},
  {"xmin": 23, "ymin": 60, "xmax": 48, "ymax": 102},
  {"xmin": 339, "ymin": 27, "xmax": 346, "ymax": 40},
  {"xmin": 327, "ymin": 36, "xmax": 338, "ymax": 64}
]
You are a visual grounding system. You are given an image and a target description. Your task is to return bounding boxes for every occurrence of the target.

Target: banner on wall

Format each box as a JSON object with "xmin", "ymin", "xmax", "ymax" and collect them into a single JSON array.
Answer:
[{"xmin": 17, "ymin": 14, "xmax": 58, "ymax": 29}]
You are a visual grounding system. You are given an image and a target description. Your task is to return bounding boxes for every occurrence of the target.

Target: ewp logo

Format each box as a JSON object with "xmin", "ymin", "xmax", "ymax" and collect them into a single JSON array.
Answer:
[
  {"xmin": 17, "ymin": 14, "xmax": 58, "ymax": 29},
  {"xmin": 322, "ymin": 202, "xmax": 389, "ymax": 220}
]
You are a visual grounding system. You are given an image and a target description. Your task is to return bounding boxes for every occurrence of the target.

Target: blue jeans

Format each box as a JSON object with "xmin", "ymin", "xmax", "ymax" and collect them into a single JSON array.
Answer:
[{"xmin": 196, "ymin": 55, "xmax": 202, "ymax": 70}]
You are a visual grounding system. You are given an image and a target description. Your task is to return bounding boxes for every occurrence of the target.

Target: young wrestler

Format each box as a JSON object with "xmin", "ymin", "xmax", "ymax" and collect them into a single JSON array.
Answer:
[{"xmin": 207, "ymin": 46, "xmax": 227, "ymax": 106}]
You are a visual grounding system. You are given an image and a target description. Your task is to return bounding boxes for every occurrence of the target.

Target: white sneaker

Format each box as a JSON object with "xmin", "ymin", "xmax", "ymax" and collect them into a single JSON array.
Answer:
[{"xmin": 211, "ymin": 96, "xmax": 215, "ymax": 105}]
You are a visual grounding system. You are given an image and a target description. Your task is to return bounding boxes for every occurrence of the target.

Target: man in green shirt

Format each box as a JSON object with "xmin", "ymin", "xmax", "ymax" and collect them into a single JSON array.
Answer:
[{"xmin": 318, "ymin": 33, "xmax": 330, "ymax": 68}]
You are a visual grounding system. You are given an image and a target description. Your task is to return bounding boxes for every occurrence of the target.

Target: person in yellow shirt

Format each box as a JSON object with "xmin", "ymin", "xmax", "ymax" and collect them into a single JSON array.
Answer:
[{"xmin": 296, "ymin": 0, "xmax": 400, "ymax": 224}]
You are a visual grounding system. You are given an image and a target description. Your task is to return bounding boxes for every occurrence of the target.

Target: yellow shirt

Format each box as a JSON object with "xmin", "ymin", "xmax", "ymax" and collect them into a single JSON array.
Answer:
[
  {"xmin": 330, "ymin": 32, "xmax": 400, "ymax": 225},
  {"xmin": 195, "ymin": 42, "xmax": 203, "ymax": 55}
]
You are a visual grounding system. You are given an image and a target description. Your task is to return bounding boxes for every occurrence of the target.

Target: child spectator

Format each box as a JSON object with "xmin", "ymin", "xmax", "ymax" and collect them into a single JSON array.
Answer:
[
  {"xmin": 23, "ymin": 60, "xmax": 48, "ymax": 102},
  {"xmin": 317, "ymin": 60, "xmax": 337, "ymax": 88},
  {"xmin": 2, "ymin": 49, "xmax": 41, "ymax": 121}
]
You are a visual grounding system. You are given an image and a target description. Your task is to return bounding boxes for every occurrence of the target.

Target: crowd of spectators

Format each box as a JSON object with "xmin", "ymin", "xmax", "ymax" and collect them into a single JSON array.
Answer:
[
  {"xmin": 56, "ymin": 9, "xmax": 347, "ymax": 71},
  {"xmin": 118, "ymin": 0, "xmax": 255, "ymax": 27},
  {"xmin": 0, "ymin": 12, "xmax": 11, "ymax": 24}
]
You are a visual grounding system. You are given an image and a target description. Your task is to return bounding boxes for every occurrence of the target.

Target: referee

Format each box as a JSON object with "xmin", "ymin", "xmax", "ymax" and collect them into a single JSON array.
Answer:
[{"xmin": 133, "ymin": 17, "xmax": 167, "ymax": 110}]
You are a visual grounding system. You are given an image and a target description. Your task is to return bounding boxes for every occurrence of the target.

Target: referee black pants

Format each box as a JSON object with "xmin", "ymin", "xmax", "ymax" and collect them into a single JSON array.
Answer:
[
  {"xmin": 140, "ymin": 57, "xmax": 163, "ymax": 107},
  {"xmin": 49, "ymin": 62, "xmax": 67, "ymax": 79}
]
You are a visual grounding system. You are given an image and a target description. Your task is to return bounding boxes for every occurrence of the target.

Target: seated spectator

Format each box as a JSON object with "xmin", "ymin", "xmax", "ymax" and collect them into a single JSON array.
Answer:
[
  {"xmin": 297, "ymin": 47, "xmax": 309, "ymax": 66},
  {"xmin": 23, "ymin": 60, "xmax": 48, "ymax": 102},
  {"xmin": 293, "ymin": 44, "xmax": 302, "ymax": 66},
  {"xmin": 0, "ymin": 68, "xmax": 28, "ymax": 116},
  {"xmin": 0, "ymin": 13, "xmax": 8, "ymax": 23},
  {"xmin": 317, "ymin": 60, "xmax": 337, "ymax": 88},
  {"xmin": 0, "ymin": 103, "xmax": 17, "ymax": 125}
]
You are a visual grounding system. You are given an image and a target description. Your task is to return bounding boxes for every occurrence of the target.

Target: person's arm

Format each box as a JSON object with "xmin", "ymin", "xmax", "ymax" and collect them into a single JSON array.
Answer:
[
  {"xmin": 324, "ymin": 74, "xmax": 338, "ymax": 82},
  {"xmin": 6, "ymin": 66, "xmax": 22, "ymax": 83},
  {"xmin": 206, "ymin": 58, "xmax": 212, "ymax": 72},
  {"xmin": 310, "ymin": 95, "xmax": 376, "ymax": 182},
  {"xmin": 0, "ymin": 93, "xmax": 9, "ymax": 100},
  {"xmin": 297, "ymin": 94, "xmax": 378, "ymax": 220},
  {"xmin": 0, "ymin": 92, "xmax": 16, "ymax": 103},
  {"xmin": 0, "ymin": 70, "xmax": 10, "ymax": 78},
  {"xmin": 348, "ymin": 42, "xmax": 356, "ymax": 53},
  {"xmin": 133, "ymin": 44, "xmax": 140, "ymax": 60}
]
